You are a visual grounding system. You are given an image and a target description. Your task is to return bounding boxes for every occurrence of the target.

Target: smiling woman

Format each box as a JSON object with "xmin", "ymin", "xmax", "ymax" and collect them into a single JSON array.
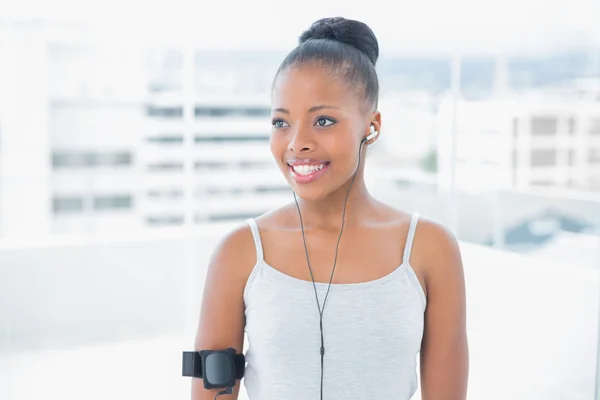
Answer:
[
  {"xmin": 192, "ymin": 17, "xmax": 468, "ymax": 400},
  {"xmin": 269, "ymin": 19, "xmax": 380, "ymax": 201}
]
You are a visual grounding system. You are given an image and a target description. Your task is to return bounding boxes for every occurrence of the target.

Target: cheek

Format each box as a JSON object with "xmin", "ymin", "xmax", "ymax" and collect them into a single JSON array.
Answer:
[
  {"xmin": 330, "ymin": 145, "xmax": 362, "ymax": 179},
  {"xmin": 329, "ymin": 136, "xmax": 358, "ymax": 164},
  {"xmin": 269, "ymin": 135, "xmax": 286, "ymax": 162}
]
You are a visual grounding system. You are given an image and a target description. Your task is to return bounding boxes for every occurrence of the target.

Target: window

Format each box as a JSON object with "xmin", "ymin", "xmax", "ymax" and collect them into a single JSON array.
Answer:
[
  {"xmin": 52, "ymin": 151, "xmax": 132, "ymax": 168},
  {"xmin": 530, "ymin": 149, "xmax": 557, "ymax": 166},
  {"xmin": 95, "ymin": 152, "xmax": 132, "ymax": 166},
  {"xmin": 145, "ymin": 214, "xmax": 184, "ymax": 226},
  {"xmin": 203, "ymin": 187, "xmax": 244, "ymax": 196},
  {"xmin": 239, "ymin": 161, "xmax": 273, "ymax": 168},
  {"xmin": 93, "ymin": 195, "xmax": 133, "ymax": 211},
  {"xmin": 201, "ymin": 186, "xmax": 289, "ymax": 196},
  {"xmin": 590, "ymin": 118, "xmax": 600, "ymax": 135},
  {"xmin": 146, "ymin": 135, "xmax": 184, "ymax": 144},
  {"xmin": 531, "ymin": 116, "xmax": 558, "ymax": 136},
  {"xmin": 511, "ymin": 149, "xmax": 518, "ymax": 186},
  {"xmin": 205, "ymin": 212, "xmax": 263, "ymax": 222},
  {"xmin": 147, "ymin": 162, "xmax": 183, "ymax": 172},
  {"xmin": 52, "ymin": 196, "xmax": 84, "ymax": 213},
  {"xmin": 194, "ymin": 161, "xmax": 227, "ymax": 170},
  {"xmin": 52, "ymin": 153, "xmax": 88, "ymax": 168},
  {"xmin": 146, "ymin": 105, "xmax": 183, "ymax": 118},
  {"xmin": 194, "ymin": 106, "xmax": 270, "ymax": 118},
  {"xmin": 194, "ymin": 161, "xmax": 272, "ymax": 170},
  {"xmin": 568, "ymin": 117, "xmax": 576, "ymax": 135},
  {"xmin": 194, "ymin": 135, "xmax": 269, "ymax": 143},
  {"xmin": 146, "ymin": 189, "xmax": 183, "ymax": 199},
  {"xmin": 589, "ymin": 148, "xmax": 600, "ymax": 164}
]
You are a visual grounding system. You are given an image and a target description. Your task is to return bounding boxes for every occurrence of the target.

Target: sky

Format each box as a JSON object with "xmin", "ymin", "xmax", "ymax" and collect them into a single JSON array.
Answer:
[{"xmin": 1, "ymin": 0, "xmax": 600, "ymax": 54}]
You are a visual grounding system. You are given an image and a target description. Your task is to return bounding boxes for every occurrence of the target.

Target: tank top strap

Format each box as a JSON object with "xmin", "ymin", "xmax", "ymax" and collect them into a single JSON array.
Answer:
[
  {"xmin": 402, "ymin": 213, "xmax": 420, "ymax": 265},
  {"xmin": 246, "ymin": 218, "xmax": 264, "ymax": 263}
]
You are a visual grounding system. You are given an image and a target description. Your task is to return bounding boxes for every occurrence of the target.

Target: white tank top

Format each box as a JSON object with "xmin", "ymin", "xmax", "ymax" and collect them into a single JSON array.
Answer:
[{"xmin": 242, "ymin": 213, "xmax": 426, "ymax": 400}]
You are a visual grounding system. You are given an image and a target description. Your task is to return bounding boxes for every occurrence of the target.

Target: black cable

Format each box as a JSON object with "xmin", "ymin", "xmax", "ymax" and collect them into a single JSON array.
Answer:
[{"xmin": 293, "ymin": 139, "xmax": 366, "ymax": 400}]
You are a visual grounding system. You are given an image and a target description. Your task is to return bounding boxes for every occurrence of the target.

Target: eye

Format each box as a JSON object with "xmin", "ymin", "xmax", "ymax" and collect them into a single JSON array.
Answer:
[
  {"xmin": 272, "ymin": 119, "xmax": 289, "ymax": 129},
  {"xmin": 315, "ymin": 117, "xmax": 335, "ymax": 127}
]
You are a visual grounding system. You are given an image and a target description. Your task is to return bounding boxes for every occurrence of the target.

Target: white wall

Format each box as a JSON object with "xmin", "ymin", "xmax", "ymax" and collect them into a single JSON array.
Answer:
[{"xmin": 0, "ymin": 23, "xmax": 51, "ymax": 238}]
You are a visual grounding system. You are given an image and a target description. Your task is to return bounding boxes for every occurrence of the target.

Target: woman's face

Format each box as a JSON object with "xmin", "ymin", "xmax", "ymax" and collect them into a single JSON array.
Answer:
[{"xmin": 270, "ymin": 64, "xmax": 379, "ymax": 201}]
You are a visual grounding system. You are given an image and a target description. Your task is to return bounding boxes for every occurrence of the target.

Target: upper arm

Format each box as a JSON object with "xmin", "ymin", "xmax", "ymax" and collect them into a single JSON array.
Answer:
[
  {"xmin": 418, "ymin": 221, "xmax": 469, "ymax": 400},
  {"xmin": 192, "ymin": 224, "xmax": 256, "ymax": 400}
]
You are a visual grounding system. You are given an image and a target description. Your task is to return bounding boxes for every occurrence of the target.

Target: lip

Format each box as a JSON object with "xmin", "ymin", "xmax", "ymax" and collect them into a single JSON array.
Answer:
[{"xmin": 287, "ymin": 161, "xmax": 331, "ymax": 184}]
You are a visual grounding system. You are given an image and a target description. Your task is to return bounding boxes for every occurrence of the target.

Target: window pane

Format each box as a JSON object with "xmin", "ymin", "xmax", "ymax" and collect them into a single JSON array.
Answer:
[
  {"xmin": 93, "ymin": 195, "xmax": 133, "ymax": 210},
  {"xmin": 531, "ymin": 116, "xmax": 558, "ymax": 136},
  {"xmin": 52, "ymin": 196, "xmax": 84, "ymax": 213}
]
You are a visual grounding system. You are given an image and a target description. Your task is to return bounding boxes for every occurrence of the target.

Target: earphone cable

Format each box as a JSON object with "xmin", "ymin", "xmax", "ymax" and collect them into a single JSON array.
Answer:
[{"xmin": 293, "ymin": 138, "xmax": 366, "ymax": 400}]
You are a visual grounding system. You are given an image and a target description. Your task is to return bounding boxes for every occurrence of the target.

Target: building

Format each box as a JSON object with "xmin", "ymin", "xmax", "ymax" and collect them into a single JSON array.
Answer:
[
  {"xmin": 4, "ymin": 20, "xmax": 598, "ymax": 241},
  {"xmin": 142, "ymin": 91, "xmax": 290, "ymax": 226},
  {"xmin": 435, "ymin": 84, "xmax": 600, "ymax": 194},
  {"xmin": 0, "ymin": 20, "xmax": 290, "ymax": 238}
]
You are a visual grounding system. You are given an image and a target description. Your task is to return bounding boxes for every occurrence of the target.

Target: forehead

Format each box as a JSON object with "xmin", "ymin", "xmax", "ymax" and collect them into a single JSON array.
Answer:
[{"xmin": 271, "ymin": 64, "xmax": 361, "ymax": 111}]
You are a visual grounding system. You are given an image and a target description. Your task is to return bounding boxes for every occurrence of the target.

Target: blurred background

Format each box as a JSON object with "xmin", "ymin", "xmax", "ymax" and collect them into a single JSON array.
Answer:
[{"xmin": 1, "ymin": 0, "xmax": 600, "ymax": 399}]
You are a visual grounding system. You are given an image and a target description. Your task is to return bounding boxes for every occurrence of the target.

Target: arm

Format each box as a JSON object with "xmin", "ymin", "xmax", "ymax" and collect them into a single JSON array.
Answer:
[
  {"xmin": 192, "ymin": 225, "xmax": 256, "ymax": 400},
  {"xmin": 419, "ymin": 222, "xmax": 469, "ymax": 400}
]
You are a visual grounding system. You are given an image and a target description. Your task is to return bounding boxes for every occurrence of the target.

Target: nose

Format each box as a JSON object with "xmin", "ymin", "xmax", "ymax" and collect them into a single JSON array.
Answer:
[{"xmin": 288, "ymin": 126, "xmax": 314, "ymax": 154}]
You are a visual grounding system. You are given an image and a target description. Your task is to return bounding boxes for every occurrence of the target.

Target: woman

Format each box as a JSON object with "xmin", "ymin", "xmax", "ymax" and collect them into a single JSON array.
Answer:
[{"xmin": 193, "ymin": 17, "xmax": 469, "ymax": 400}]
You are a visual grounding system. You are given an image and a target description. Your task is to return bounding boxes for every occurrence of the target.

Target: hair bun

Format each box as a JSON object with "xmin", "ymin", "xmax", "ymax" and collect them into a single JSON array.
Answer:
[{"xmin": 299, "ymin": 17, "xmax": 379, "ymax": 66}]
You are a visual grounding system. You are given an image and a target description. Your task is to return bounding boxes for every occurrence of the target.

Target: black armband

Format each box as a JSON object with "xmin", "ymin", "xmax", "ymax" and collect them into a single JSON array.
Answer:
[{"xmin": 182, "ymin": 348, "xmax": 245, "ymax": 389}]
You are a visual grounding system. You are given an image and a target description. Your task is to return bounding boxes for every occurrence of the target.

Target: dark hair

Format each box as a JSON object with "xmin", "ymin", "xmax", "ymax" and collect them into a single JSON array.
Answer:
[{"xmin": 274, "ymin": 17, "xmax": 380, "ymax": 110}]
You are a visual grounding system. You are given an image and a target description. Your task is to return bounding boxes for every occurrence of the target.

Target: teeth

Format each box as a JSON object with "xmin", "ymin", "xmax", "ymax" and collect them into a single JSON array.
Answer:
[{"xmin": 291, "ymin": 164, "xmax": 326, "ymax": 175}]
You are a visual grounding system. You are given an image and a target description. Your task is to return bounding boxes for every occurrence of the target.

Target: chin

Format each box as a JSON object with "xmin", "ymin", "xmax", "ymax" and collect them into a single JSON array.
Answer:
[
  {"xmin": 290, "ymin": 186, "xmax": 332, "ymax": 202},
  {"xmin": 287, "ymin": 176, "xmax": 342, "ymax": 202}
]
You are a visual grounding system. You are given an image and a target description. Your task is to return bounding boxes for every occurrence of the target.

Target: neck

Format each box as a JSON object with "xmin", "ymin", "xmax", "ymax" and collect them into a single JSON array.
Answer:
[{"xmin": 293, "ymin": 176, "xmax": 373, "ymax": 231}]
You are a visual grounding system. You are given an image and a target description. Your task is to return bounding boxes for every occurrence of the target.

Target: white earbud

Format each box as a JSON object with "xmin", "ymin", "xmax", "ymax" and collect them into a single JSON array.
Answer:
[{"xmin": 362, "ymin": 125, "xmax": 379, "ymax": 143}]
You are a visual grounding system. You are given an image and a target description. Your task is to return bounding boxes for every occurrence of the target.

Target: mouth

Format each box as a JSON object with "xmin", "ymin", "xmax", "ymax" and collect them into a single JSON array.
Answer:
[{"xmin": 287, "ymin": 161, "xmax": 331, "ymax": 184}]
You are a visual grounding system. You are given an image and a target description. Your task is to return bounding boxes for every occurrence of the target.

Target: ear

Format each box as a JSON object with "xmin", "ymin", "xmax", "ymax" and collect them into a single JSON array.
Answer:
[
  {"xmin": 364, "ymin": 111, "xmax": 382, "ymax": 144},
  {"xmin": 370, "ymin": 111, "xmax": 381, "ymax": 135}
]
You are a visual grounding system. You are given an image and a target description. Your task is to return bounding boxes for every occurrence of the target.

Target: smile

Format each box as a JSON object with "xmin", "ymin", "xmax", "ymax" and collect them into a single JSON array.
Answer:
[{"xmin": 287, "ymin": 162, "xmax": 331, "ymax": 184}]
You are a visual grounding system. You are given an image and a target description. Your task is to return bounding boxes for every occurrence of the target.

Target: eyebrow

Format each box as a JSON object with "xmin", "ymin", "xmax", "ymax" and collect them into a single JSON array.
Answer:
[{"xmin": 272, "ymin": 105, "xmax": 339, "ymax": 114}]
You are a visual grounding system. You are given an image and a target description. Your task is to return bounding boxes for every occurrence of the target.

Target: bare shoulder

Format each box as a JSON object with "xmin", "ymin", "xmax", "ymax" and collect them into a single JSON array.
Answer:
[
  {"xmin": 415, "ymin": 217, "xmax": 461, "ymax": 262},
  {"xmin": 409, "ymin": 216, "xmax": 464, "ymax": 298},
  {"xmin": 199, "ymin": 222, "xmax": 258, "ymax": 318},
  {"xmin": 208, "ymin": 222, "xmax": 258, "ymax": 277}
]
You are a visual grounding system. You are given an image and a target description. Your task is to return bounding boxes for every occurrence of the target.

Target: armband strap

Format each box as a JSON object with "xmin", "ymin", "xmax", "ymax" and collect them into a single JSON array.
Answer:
[{"xmin": 182, "ymin": 351, "xmax": 245, "ymax": 379}]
